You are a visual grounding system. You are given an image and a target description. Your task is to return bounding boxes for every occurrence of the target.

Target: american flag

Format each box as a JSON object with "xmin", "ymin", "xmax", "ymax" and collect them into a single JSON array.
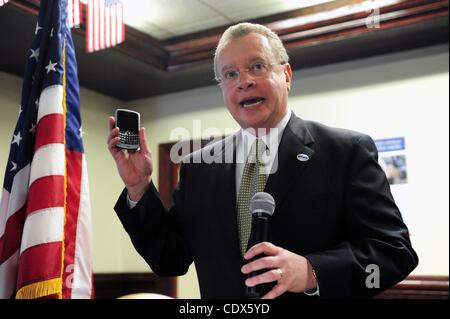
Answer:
[
  {"xmin": 68, "ymin": 0, "xmax": 82, "ymax": 28},
  {"xmin": 0, "ymin": 0, "xmax": 9, "ymax": 7},
  {"xmin": 86, "ymin": 0, "xmax": 125, "ymax": 53},
  {"xmin": 0, "ymin": 0, "xmax": 93, "ymax": 299}
]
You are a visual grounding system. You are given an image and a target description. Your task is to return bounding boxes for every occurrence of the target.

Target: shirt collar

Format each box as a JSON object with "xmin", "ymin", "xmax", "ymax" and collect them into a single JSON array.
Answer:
[{"xmin": 240, "ymin": 108, "xmax": 292, "ymax": 158}]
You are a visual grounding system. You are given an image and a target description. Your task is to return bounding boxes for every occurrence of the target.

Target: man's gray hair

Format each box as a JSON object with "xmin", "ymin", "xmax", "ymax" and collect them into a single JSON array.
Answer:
[{"xmin": 214, "ymin": 22, "xmax": 289, "ymax": 81}]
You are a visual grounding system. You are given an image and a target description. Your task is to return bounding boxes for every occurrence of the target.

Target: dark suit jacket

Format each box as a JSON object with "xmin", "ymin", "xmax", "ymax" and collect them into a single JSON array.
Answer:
[{"xmin": 114, "ymin": 113, "xmax": 418, "ymax": 298}]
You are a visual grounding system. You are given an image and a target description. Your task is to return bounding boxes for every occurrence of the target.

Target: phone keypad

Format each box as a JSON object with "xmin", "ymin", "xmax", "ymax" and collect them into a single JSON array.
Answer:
[{"xmin": 118, "ymin": 131, "xmax": 139, "ymax": 149}]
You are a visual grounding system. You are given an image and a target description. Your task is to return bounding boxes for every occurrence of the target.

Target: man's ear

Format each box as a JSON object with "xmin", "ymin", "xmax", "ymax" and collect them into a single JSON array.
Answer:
[{"xmin": 284, "ymin": 63, "xmax": 293, "ymax": 92}]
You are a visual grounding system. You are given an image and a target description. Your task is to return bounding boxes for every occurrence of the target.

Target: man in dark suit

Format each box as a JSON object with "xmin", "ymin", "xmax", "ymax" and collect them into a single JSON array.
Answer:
[{"xmin": 107, "ymin": 22, "xmax": 418, "ymax": 298}]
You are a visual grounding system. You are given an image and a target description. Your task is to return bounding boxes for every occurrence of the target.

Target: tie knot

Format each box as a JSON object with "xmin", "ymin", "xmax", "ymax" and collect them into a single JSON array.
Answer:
[{"xmin": 248, "ymin": 138, "xmax": 266, "ymax": 164}]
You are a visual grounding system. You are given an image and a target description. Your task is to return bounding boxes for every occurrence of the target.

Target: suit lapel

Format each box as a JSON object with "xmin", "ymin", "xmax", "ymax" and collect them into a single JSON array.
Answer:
[
  {"xmin": 265, "ymin": 114, "xmax": 315, "ymax": 212},
  {"xmin": 210, "ymin": 133, "xmax": 242, "ymax": 258}
]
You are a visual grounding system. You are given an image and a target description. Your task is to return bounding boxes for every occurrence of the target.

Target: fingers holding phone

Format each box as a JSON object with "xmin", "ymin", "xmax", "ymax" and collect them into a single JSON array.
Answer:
[{"xmin": 108, "ymin": 109, "xmax": 153, "ymax": 199}]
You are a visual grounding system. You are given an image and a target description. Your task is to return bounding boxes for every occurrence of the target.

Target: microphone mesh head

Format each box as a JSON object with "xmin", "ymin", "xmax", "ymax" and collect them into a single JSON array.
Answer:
[{"xmin": 250, "ymin": 192, "xmax": 275, "ymax": 216}]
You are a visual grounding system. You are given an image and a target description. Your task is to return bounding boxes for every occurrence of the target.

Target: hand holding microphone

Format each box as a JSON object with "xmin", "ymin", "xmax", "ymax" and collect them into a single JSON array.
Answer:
[
  {"xmin": 245, "ymin": 192, "xmax": 275, "ymax": 298},
  {"xmin": 242, "ymin": 192, "xmax": 319, "ymax": 299}
]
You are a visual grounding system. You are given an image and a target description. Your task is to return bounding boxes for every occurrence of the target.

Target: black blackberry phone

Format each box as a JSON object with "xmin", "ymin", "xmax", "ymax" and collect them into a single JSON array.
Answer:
[{"xmin": 115, "ymin": 109, "xmax": 140, "ymax": 151}]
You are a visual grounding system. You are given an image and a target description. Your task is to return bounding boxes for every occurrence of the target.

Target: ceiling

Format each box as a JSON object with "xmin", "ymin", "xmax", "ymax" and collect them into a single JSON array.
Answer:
[
  {"xmin": 0, "ymin": 0, "xmax": 448, "ymax": 101},
  {"xmin": 123, "ymin": 0, "xmax": 334, "ymax": 39}
]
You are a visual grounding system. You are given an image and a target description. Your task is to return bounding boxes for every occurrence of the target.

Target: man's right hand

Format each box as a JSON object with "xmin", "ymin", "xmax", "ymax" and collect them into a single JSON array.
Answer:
[{"xmin": 107, "ymin": 116, "xmax": 153, "ymax": 202}]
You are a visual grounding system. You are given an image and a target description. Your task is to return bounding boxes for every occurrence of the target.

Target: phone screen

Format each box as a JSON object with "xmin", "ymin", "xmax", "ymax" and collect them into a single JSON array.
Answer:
[
  {"xmin": 116, "ymin": 110, "xmax": 139, "ymax": 133},
  {"xmin": 115, "ymin": 109, "xmax": 140, "ymax": 150}
]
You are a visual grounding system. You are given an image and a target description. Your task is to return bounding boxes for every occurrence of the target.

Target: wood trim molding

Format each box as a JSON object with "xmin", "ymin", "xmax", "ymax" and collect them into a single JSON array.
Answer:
[
  {"xmin": 376, "ymin": 275, "xmax": 449, "ymax": 298},
  {"xmin": 9, "ymin": 0, "xmax": 449, "ymax": 71},
  {"xmin": 8, "ymin": 0, "xmax": 39, "ymax": 15}
]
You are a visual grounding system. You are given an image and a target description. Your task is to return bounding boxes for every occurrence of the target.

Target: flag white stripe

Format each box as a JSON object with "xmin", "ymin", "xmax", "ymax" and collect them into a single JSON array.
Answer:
[
  {"xmin": 37, "ymin": 85, "xmax": 63, "ymax": 123},
  {"xmin": 105, "ymin": 6, "xmax": 111, "ymax": 48},
  {"xmin": 20, "ymin": 207, "xmax": 64, "ymax": 253},
  {"xmin": 68, "ymin": 0, "xmax": 73, "ymax": 28},
  {"xmin": 6, "ymin": 165, "xmax": 30, "ymax": 221},
  {"xmin": 73, "ymin": 0, "xmax": 80, "ymax": 27},
  {"xmin": 0, "ymin": 189, "xmax": 11, "ymax": 235},
  {"xmin": 0, "ymin": 249, "xmax": 19, "ymax": 298},
  {"xmin": 29, "ymin": 144, "xmax": 65, "ymax": 187},
  {"xmin": 71, "ymin": 155, "xmax": 93, "ymax": 298},
  {"xmin": 0, "ymin": 165, "xmax": 31, "ymax": 238}
]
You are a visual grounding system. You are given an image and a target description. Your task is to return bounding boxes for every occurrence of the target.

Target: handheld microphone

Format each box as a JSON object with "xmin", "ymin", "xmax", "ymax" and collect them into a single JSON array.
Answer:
[{"xmin": 246, "ymin": 192, "xmax": 275, "ymax": 299}]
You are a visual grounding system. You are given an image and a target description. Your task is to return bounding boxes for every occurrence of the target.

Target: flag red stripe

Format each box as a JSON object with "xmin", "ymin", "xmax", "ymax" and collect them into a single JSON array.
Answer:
[
  {"xmin": 26, "ymin": 176, "xmax": 64, "ymax": 216},
  {"xmin": 17, "ymin": 241, "xmax": 62, "ymax": 288},
  {"xmin": 0, "ymin": 207, "xmax": 25, "ymax": 264},
  {"xmin": 34, "ymin": 114, "xmax": 65, "ymax": 152},
  {"xmin": 62, "ymin": 149, "xmax": 82, "ymax": 298},
  {"xmin": 122, "ymin": 6, "xmax": 125, "ymax": 43}
]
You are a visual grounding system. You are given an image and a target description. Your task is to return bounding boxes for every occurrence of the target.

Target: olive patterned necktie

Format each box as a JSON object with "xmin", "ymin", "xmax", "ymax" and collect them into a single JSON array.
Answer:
[{"xmin": 237, "ymin": 138, "xmax": 267, "ymax": 256}]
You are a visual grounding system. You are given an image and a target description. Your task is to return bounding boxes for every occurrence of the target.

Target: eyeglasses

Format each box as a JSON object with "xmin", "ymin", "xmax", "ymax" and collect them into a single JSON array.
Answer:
[{"xmin": 217, "ymin": 61, "xmax": 283, "ymax": 87}]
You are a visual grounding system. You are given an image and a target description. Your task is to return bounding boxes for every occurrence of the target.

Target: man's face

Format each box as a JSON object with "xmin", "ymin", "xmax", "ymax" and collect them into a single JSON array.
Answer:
[{"xmin": 217, "ymin": 33, "xmax": 292, "ymax": 133}]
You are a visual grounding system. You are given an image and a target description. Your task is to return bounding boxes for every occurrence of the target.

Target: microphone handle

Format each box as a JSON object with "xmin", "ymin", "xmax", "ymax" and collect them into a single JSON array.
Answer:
[{"xmin": 246, "ymin": 215, "xmax": 269, "ymax": 299}]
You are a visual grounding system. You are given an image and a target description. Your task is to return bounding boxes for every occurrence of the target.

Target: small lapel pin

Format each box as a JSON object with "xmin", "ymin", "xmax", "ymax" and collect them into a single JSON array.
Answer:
[{"xmin": 297, "ymin": 153, "xmax": 309, "ymax": 162}]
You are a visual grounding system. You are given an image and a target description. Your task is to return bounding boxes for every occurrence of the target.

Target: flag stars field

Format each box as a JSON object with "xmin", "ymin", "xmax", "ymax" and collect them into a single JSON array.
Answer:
[
  {"xmin": 45, "ymin": 60, "xmax": 57, "ymax": 73},
  {"xmin": 30, "ymin": 48, "xmax": 39, "ymax": 61},
  {"xmin": 11, "ymin": 132, "xmax": 22, "ymax": 146},
  {"xmin": 9, "ymin": 161, "xmax": 17, "ymax": 172},
  {"xmin": 29, "ymin": 123, "xmax": 36, "ymax": 136},
  {"xmin": 79, "ymin": 127, "xmax": 87, "ymax": 138},
  {"xmin": 35, "ymin": 22, "xmax": 42, "ymax": 35}
]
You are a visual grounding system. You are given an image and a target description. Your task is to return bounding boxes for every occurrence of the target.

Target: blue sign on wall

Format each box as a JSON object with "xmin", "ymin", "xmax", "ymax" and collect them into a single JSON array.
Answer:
[{"xmin": 374, "ymin": 137, "xmax": 405, "ymax": 152}]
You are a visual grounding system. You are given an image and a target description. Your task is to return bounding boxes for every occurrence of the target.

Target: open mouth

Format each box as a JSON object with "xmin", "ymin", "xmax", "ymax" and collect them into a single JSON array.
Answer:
[{"xmin": 240, "ymin": 97, "xmax": 265, "ymax": 108}]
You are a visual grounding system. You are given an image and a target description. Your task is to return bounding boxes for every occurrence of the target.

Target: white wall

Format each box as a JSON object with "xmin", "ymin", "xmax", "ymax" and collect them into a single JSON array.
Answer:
[{"xmin": 1, "ymin": 44, "xmax": 448, "ymax": 299}]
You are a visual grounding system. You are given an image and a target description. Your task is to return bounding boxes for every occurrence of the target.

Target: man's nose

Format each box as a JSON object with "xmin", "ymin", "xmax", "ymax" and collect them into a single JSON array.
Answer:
[{"xmin": 237, "ymin": 72, "xmax": 255, "ymax": 90}]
